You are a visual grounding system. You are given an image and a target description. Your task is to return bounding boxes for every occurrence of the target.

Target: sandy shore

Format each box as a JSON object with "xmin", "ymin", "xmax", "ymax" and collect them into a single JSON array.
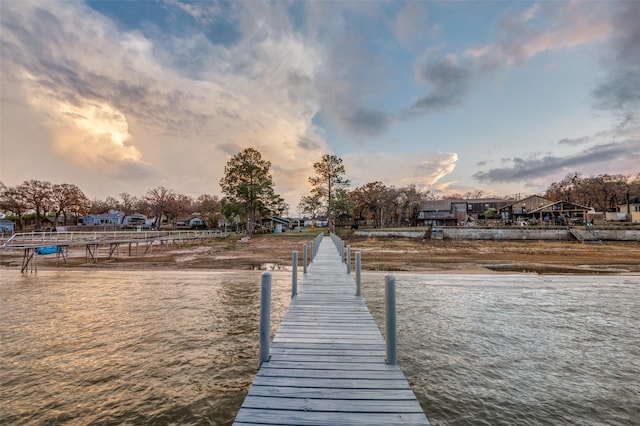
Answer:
[{"xmin": 2, "ymin": 232, "xmax": 640, "ymax": 275}]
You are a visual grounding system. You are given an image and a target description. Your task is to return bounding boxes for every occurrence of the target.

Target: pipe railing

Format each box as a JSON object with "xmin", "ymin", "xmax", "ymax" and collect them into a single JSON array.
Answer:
[{"xmin": 2, "ymin": 230, "xmax": 227, "ymax": 249}]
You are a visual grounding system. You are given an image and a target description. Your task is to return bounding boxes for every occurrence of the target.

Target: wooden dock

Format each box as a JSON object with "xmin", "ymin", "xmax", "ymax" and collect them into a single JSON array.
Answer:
[
  {"xmin": 234, "ymin": 236, "xmax": 429, "ymax": 425},
  {"xmin": 2, "ymin": 230, "xmax": 227, "ymax": 272}
]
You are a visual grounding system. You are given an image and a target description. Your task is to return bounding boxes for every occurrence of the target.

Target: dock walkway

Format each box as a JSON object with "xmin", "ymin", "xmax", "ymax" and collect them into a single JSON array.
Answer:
[{"xmin": 234, "ymin": 236, "xmax": 429, "ymax": 425}]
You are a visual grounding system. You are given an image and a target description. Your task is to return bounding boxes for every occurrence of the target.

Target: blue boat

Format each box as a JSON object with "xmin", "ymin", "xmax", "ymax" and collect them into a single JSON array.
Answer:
[{"xmin": 35, "ymin": 246, "xmax": 64, "ymax": 255}]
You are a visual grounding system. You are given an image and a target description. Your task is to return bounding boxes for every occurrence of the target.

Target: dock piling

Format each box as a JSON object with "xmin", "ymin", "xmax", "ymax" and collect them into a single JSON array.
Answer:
[
  {"xmin": 385, "ymin": 273, "xmax": 397, "ymax": 365},
  {"xmin": 346, "ymin": 245, "xmax": 351, "ymax": 274},
  {"xmin": 292, "ymin": 251, "xmax": 298, "ymax": 297},
  {"xmin": 259, "ymin": 272, "xmax": 272, "ymax": 366},
  {"xmin": 355, "ymin": 252, "xmax": 361, "ymax": 296},
  {"xmin": 303, "ymin": 243, "xmax": 308, "ymax": 274}
]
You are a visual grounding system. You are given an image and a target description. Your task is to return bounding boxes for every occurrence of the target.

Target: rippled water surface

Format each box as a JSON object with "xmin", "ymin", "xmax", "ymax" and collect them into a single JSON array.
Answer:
[
  {"xmin": 363, "ymin": 274, "xmax": 640, "ymax": 426},
  {"xmin": 0, "ymin": 270, "xmax": 291, "ymax": 425},
  {"xmin": 1, "ymin": 270, "xmax": 639, "ymax": 425}
]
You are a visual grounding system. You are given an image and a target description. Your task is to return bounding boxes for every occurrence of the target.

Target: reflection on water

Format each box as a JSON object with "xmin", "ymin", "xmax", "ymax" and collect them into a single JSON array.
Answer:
[
  {"xmin": 1, "ymin": 270, "xmax": 638, "ymax": 425},
  {"xmin": 0, "ymin": 270, "xmax": 290, "ymax": 425}
]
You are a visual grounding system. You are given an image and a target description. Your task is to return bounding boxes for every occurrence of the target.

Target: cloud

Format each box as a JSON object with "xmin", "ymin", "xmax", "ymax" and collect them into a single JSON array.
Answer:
[
  {"xmin": 393, "ymin": 2, "xmax": 430, "ymax": 50},
  {"xmin": 473, "ymin": 141, "xmax": 638, "ymax": 183},
  {"xmin": 557, "ymin": 136, "xmax": 592, "ymax": 146},
  {"xmin": 592, "ymin": 2, "xmax": 640, "ymax": 117},
  {"xmin": 407, "ymin": 2, "xmax": 614, "ymax": 116},
  {"xmin": 0, "ymin": 1, "xmax": 330, "ymax": 202},
  {"xmin": 409, "ymin": 54, "xmax": 472, "ymax": 114},
  {"xmin": 343, "ymin": 151, "xmax": 457, "ymax": 190}
]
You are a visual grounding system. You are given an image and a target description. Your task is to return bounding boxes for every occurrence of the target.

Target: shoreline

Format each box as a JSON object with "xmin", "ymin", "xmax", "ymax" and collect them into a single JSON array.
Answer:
[{"xmin": 2, "ymin": 234, "xmax": 640, "ymax": 275}]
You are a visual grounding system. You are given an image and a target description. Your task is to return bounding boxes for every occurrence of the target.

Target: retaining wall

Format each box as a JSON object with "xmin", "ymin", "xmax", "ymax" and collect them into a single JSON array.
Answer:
[
  {"xmin": 354, "ymin": 230, "xmax": 427, "ymax": 238},
  {"xmin": 353, "ymin": 228, "xmax": 640, "ymax": 241}
]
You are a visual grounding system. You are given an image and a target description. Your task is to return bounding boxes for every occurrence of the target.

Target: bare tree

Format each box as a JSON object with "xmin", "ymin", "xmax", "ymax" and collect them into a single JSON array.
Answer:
[
  {"xmin": 0, "ymin": 182, "xmax": 29, "ymax": 230},
  {"xmin": 352, "ymin": 181, "xmax": 386, "ymax": 227},
  {"xmin": 90, "ymin": 197, "xmax": 119, "ymax": 214},
  {"xmin": 197, "ymin": 194, "xmax": 221, "ymax": 228},
  {"xmin": 397, "ymin": 184, "xmax": 428, "ymax": 226},
  {"xmin": 51, "ymin": 183, "xmax": 90, "ymax": 227},
  {"xmin": 166, "ymin": 194, "xmax": 193, "ymax": 227},
  {"xmin": 145, "ymin": 187, "xmax": 175, "ymax": 230},
  {"xmin": 118, "ymin": 193, "xmax": 139, "ymax": 215},
  {"xmin": 18, "ymin": 180, "xmax": 52, "ymax": 230}
]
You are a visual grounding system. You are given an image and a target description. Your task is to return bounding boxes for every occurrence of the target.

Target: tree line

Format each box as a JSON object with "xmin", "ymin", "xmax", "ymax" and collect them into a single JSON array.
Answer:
[
  {"xmin": 1, "ymin": 147, "xmax": 638, "ymax": 233},
  {"xmin": 544, "ymin": 173, "xmax": 640, "ymax": 213}
]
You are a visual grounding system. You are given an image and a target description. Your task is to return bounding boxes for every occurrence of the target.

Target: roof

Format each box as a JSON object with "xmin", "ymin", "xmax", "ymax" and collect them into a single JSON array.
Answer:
[
  {"xmin": 86, "ymin": 212, "xmax": 124, "ymax": 219},
  {"xmin": 420, "ymin": 200, "xmax": 452, "ymax": 212},
  {"xmin": 268, "ymin": 216, "xmax": 291, "ymax": 224},
  {"xmin": 528, "ymin": 200, "xmax": 592, "ymax": 214}
]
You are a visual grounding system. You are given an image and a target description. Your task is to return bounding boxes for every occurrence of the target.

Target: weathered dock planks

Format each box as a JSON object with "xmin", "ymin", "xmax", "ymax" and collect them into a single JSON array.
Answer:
[{"xmin": 234, "ymin": 236, "xmax": 429, "ymax": 425}]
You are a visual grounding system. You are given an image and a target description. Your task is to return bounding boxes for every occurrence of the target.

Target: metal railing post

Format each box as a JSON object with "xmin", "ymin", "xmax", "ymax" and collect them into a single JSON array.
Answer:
[
  {"xmin": 346, "ymin": 245, "xmax": 351, "ymax": 274},
  {"xmin": 303, "ymin": 243, "xmax": 308, "ymax": 274},
  {"xmin": 292, "ymin": 251, "xmax": 298, "ymax": 297},
  {"xmin": 355, "ymin": 252, "xmax": 361, "ymax": 296},
  {"xmin": 385, "ymin": 273, "xmax": 397, "ymax": 365},
  {"xmin": 259, "ymin": 272, "xmax": 272, "ymax": 366}
]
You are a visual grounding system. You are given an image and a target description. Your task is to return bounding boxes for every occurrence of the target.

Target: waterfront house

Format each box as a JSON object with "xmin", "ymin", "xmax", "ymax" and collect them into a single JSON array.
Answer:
[
  {"xmin": 617, "ymin": 197, "xmax": 640, "ymax": 223},
  {"xmin": 500, "ymin": 195, "xmax": 553, "ymax": 221},
  {"xmin": 418, "ymin": 200, "xmax": 460, "ymax": 226},
  {"xmin": 82, "ymin": 211, "xmax": 125, "ymax": 226},
  {"xmin": 418, "ymin": 198, "xmax": 511, "ymax": 226},
  {"xmin": 188, "ymin": 216, "xmax": 205, "ymax": 228},
  {"xmin": 123, "ymin": 213, "xmax": 148, "ymax": 227},
  {"xmin": 527, "ymin": 200, "xmax": 592, "ymax": 225},
  {"xmin": 0, "ymin": 219, "xmax": 15, "ymax": 234},
  {"xmin": 266, "ymin": 216, "xmax": 291, "ymax": 232}
]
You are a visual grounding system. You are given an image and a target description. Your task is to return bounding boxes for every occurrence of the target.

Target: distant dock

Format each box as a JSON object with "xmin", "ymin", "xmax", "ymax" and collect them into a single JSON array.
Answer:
[
  {"xmin": 234, "ymin": 235, "xmax": 429, "ymax": 425},
  {"xmin": 2, "ymin": 230, "xmax": 227, "ymax": 272}
]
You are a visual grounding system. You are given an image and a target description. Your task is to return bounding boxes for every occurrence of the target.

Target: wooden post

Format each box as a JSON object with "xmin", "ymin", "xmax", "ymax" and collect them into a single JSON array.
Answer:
[
  {"xmin": 355, "ymin": 252, "xmax": 361, "ymax": 296},
  {"xmin": 385, "ymin": 273, "xmax": 397, "ymax": 365},
  {"xmin": 303, "ymin": 243, "xmax": 308, "ymax": 274},
  {"xmin": 292, "ymin": 251, "xmax": 298, "ymax": 297},
  {"xmin": 310, "ymin": 240, "xmax": 315, "ymax": 260},
  {"xmin": 259, "ymin": 272, "xmax": 272, "ymax": 366},
  {"xmin": 346, "ymin": 245, "xmax": 351, "ymax": 274}
]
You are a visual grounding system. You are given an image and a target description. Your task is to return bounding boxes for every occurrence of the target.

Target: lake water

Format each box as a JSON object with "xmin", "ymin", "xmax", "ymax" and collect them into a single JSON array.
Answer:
[{"xmin": 1, "ymin": 270, "xmax": 638, "ymax": 425}]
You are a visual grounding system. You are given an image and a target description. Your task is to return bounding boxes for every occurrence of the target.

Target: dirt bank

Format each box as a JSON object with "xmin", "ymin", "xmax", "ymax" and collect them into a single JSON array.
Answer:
[{"xmin": 2, "ymin": 232, "xmax": 640, "ymax": 274}]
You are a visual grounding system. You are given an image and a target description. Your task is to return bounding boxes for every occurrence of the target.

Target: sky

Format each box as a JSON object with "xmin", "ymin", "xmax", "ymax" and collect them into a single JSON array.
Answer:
[{"xmin": 1, "ymin": 0, "xmax": 639, "ymax": 213}]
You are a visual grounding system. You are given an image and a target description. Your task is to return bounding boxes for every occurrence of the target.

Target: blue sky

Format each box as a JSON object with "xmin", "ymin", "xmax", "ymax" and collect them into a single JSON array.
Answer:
[{"xmin": 1, "ymin": 0, "xmax": 638, "ymax": 211}]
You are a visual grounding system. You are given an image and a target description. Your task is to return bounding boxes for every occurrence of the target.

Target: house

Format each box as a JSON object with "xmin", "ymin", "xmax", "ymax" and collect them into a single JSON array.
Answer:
[
  {"xmin": 123, "ymin": 213, "xmax": 148, "ymax": 227},
  {"xmin": 500, "ymin": 195, "xmax": 553, "ymax": 221},
  {"xmin": 617, "ymin": 197, "xmax": 640, "ymax": 223},
  {"xmin": 418, "ymin": 200, "xmax": 459, "ymax": 226},
  {"xmin": 266, "ymin": 216, "xmax": 291, "ymax": 232},
  {"xmin": 527, "ymin": 200, "xmax": 592, "ymax": 225},
  {"xmin": 175, "ymin": 214, "xmax": 206, "ymax": 228},
  {"xmin": 464, "ymin": 198, "xmax": 512, "ymax": 219},
  {"xmin": 303, "ymin": 216, "xmax": 328, "ymax": 227},
  {"xmin": 418, "ymin": 198, "xmax": 512, "ymax": 226},
  {"xmin": 0, "ymin": 219, "xmax": 15, "ymax": 234},
  {"xmin": 82, "ymin": 211, "xmax": 125, "ymax": 226},
  {"xmin": 188, "ymin": 216, "xmax": 205, "ymax": 228}
]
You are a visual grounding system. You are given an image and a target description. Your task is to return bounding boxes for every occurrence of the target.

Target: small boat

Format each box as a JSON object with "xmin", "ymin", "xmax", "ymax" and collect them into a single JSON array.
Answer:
[{"xmin": 35, "ymin": 246, "xmax": 64, "ymax": 255}]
